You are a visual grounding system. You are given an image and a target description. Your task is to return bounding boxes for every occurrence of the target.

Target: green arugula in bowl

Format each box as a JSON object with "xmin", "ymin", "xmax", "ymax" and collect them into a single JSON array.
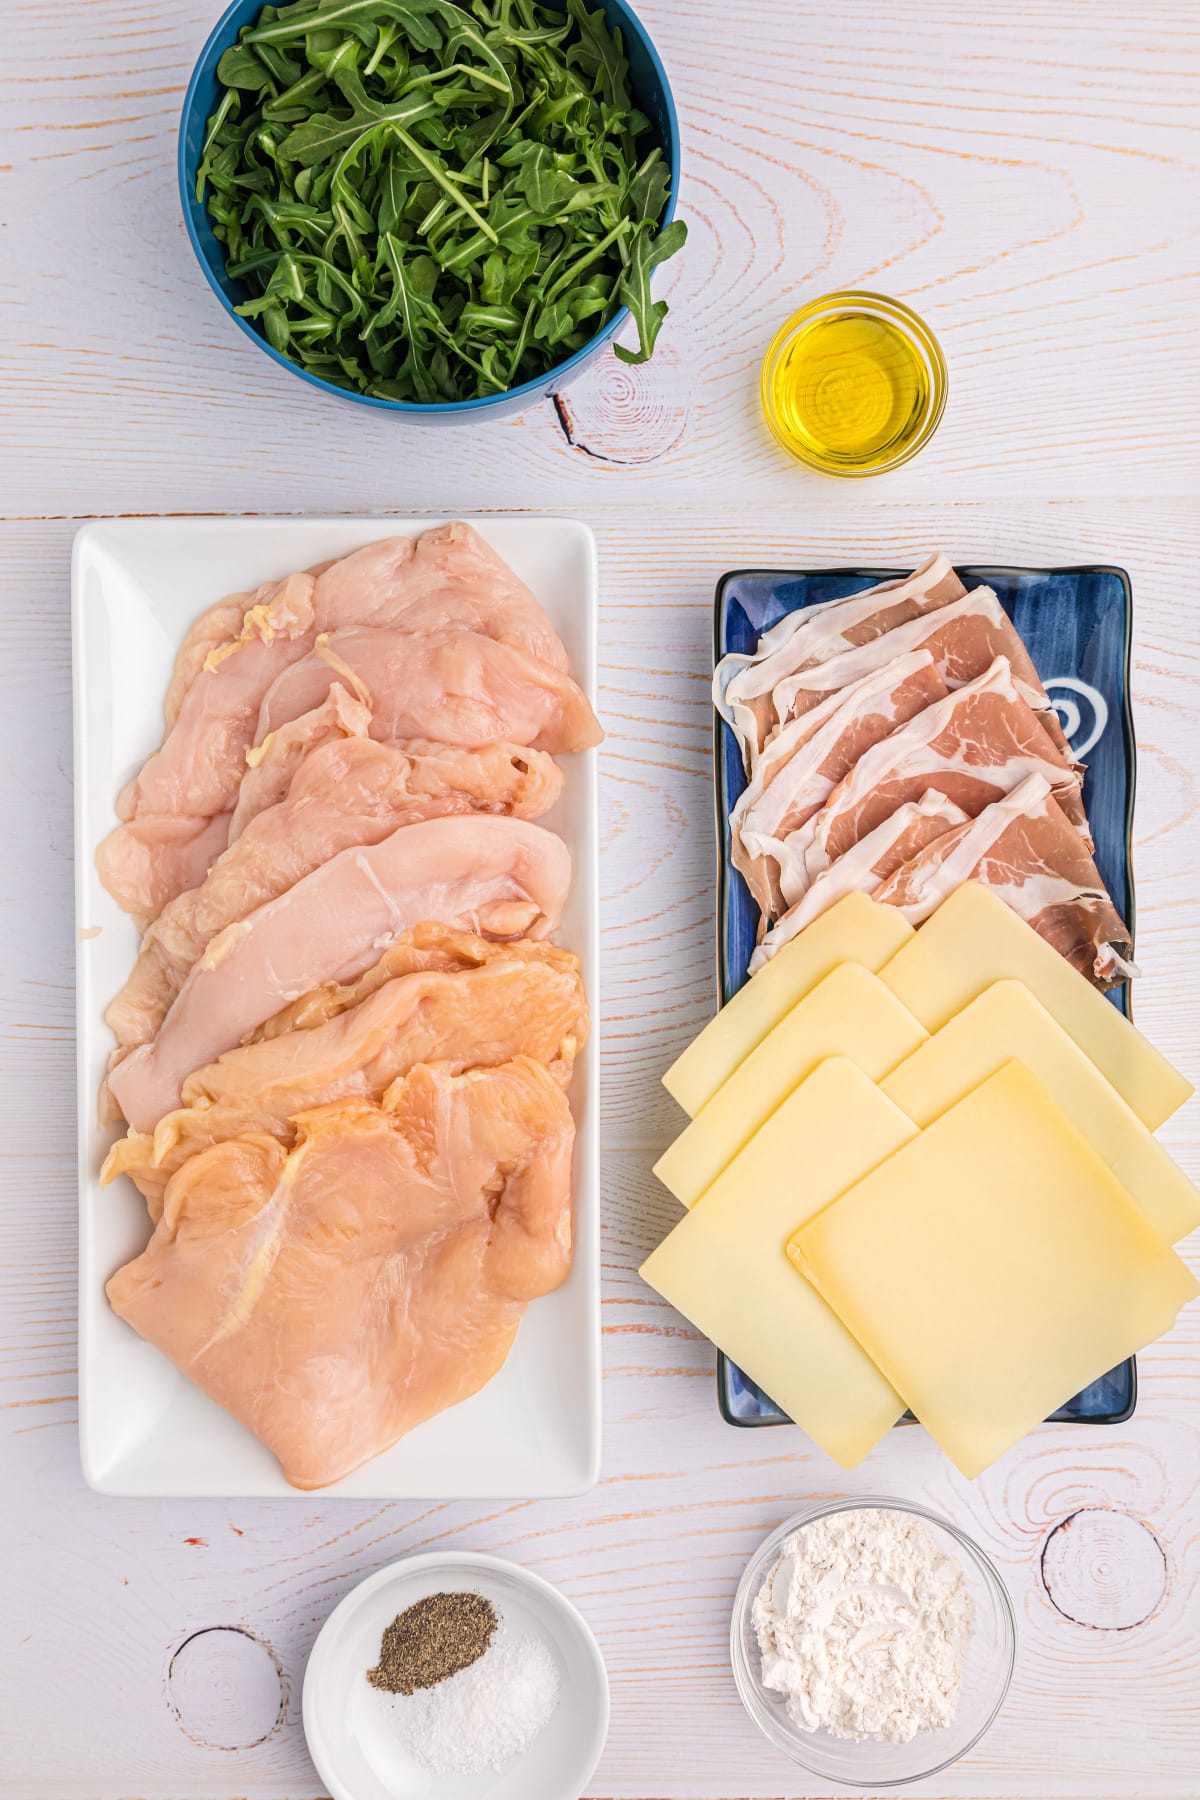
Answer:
[{"xmin": 197, "ymin": 0, "xmax": 686, "ymax": 403}]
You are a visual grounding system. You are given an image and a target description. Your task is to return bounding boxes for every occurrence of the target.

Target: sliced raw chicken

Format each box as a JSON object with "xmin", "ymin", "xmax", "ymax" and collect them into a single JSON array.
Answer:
[
  {"xmin": 164, "ymin": 589, "xmax": 254, "ymax": 730},
  {"xmin": 106, "ymin": 815, "xmax": 572, "ymax": 1133},
  {"xmin": 230, "ymin": 683, "xmax": 372, "ymax": 841},
  {"xmin": 749, "ymin": 794, "xmax": 969, "ymax": 971},
  {"xmin": 730, "ymin": 650, "xmax": 949, "ymax": 917},
  {"xmin": 255, "ymin": 627, "xmax": 601, "ymax": 755},
  {"xmin": 105, "ymin": 739, "xmax": 565, "ymax": 1054},
  {"xmin": 98, "ymin": 684, "xmax": 372, "ymax": 925},
  {"xmin": 874, "ymin": 775, "xmax": 1135, "ymax": 986},
  {"xmin": 103, "ymin": 929, "xmax": 588, "ymax": 1217},
  {"xmin": 717, "ymin": 553, "xmax": 965, "ymax": 764},
  {"xmin": 312, "ymin": 524, "xmax": 569, "ymax": 670},
  {"xmin": 106, "ymin": 1057, "xmax": 575, "ymax": 1490},
  {"xmin": 762, "ymin": 589, "xmax": 1072, "ymax": 764},
  {"xmin": 99, "ymin": 523, "xmax": 576, "ymax": 919},
  {"xmin": 162, "ymin": 556, "xmax": 335, "ymax": 729},
  {"xmin": 95, "ymin": 810, "xmax": 234, "ymax": 928},
  {"xmin": 793, "ymin": 658, "xmax": 1088, "ymax": 894}
]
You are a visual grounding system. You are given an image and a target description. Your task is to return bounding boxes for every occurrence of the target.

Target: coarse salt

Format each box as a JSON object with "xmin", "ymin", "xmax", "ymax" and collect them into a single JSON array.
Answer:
[{"xmin": 378, "ymin": 1621, "xmax": 560, "ymax": 1775}]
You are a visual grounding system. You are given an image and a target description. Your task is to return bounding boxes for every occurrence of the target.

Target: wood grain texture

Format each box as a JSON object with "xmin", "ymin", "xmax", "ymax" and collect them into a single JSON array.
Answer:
[
  {"xmin": 1, "ymin": 1, "xmax": 1200, "ymax": 1796},
  {"xmin": 2, "ymin": 1, "xmax": 1199, "ymax": 515}
]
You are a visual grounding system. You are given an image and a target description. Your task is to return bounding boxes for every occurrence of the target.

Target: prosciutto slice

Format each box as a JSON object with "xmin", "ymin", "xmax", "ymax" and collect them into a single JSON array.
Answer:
[
  {"xmin": 874, "ymin": 775, "xmax": 1135, "ymax": 987},
  {"xmin": 763, "ymin": 588, "xmax": 1072, "ymax": 764},
  {"xmin": 729, "ymin": 650, "xmax": 949, "ymax": 917},
  {"xmin": 107, "ymin": 1057, "xmax": 575, "ymax": 1491},
  {"xmin": 791, "ymin": 657, "xmax": 1088, "ymax": 894},
  {"xmin": 749, "ymin": 793, "xmax": 970, "ymax": 971},
  {"xmin": 716, "ymin": 553, "xmax": 965, "ymax": 765},
  {"xmin": 104, "ymin": 739, "xmax": 565, "ymax": 1055},
  {"xmin": 106, "ymin": 815, "xmax": 572, "ymax": 1133},
  {"xmin": 255, "ymin": 627, "xmax": 601, "ymax": 755},
  {"xmin": 103, "ymin": 929, "xmax": 587, "ymax": 1218},
  {"xmin": 98, "ymin": 523, "xmax": 574, "ymax": 920}
]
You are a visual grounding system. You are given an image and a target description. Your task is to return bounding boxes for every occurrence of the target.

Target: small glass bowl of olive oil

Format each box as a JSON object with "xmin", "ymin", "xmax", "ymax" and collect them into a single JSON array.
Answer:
[{"xmin": 760, "ymin": 292, "xmax": 947, "ymax": 477}]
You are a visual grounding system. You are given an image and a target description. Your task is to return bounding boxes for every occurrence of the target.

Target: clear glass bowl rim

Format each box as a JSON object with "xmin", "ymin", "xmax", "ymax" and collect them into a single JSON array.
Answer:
[
  {"xmin": 759, "ymin": 290, "xmax": 949, "ymax": 477},
  {"xmin": 730, "ymin": 1494, "xmax": 1017, "ymax": 1788}
]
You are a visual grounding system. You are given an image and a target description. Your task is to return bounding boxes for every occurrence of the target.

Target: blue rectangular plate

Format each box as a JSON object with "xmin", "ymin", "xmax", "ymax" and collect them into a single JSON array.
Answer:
[{"xmin": 714, "ymin": 564, "xmax": 1137, "ymax": 1429}]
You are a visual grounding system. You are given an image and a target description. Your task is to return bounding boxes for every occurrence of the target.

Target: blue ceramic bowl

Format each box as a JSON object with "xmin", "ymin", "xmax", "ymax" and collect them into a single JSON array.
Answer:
[{"xmin": 179, "ymin": 0, "xmax": 680, "ymax": 422}]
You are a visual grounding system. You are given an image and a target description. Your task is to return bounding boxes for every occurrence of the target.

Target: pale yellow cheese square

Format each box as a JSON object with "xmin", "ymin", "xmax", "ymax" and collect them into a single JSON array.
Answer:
[
  {"xmin": 662, "ymin": 891, "xmax": 913, "ymax": 1117},
  {"xmin": 653, "ymin": 962, "xmax": 926, "ymax": 1207},
  {"xmin": 641, "ymin": 1059, "xmax": 913, "ymax": 1467},
  {"xmin": 789, "ymin": 1061, "xmax": 1198, "ymax": 1479},
  {"xmin": 882, "ymin": 980, "xmax": 1200, "ymax": 1246},
  {"xmin": 880, "ymin": 882, "xmax": 1192, "ymax": 1129}
]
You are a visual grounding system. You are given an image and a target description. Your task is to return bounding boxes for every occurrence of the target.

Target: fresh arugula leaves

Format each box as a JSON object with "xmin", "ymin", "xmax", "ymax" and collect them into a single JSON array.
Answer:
[{"xmin": 198, "ymin": 0, "xmax": 685, "ymax": 402}]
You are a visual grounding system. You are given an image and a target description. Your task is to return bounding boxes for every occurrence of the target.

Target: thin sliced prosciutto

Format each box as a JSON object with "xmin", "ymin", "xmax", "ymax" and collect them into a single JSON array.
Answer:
[
  {"xmin": 793, "ymin": 657, "xmax": 1089, "ymax": 894},
  {"xmin": 874, "ymin": 775, "xmax": 1135, "ymax": 987},
  {"xmin": 765, "ymin": 588, "xmax": 1073, "ymax": 763},
  {"xmin": 749, "ymin": 793, "xmax": 968, "ymax": 972},
  {"xmin": 730, "ymin": 650, "xmax": 949, "ymax": 917},
  {"xmin": 716, "ymin": 553, "xmax": 965, "ymax": 765}
]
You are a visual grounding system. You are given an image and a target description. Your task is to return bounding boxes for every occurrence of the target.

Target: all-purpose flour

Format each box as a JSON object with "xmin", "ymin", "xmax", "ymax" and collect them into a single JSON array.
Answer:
[{"xmin": 752, "ymin": 1508, "xmax": 973, "ymax": 1744}]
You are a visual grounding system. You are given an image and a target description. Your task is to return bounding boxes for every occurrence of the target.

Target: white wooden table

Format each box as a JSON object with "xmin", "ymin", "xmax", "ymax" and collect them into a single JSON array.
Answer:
[{"xmin": 2, "ymin": 2, "xmax": 1199, "ymax": 1794}]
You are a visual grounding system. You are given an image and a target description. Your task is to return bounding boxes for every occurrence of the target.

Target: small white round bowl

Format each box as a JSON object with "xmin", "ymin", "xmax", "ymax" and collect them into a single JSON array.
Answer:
[
  {"xmin": 303, "ymin": 1550, "xmax": 609, "ymax": 1800},
  {"xmin": 731, "ymin": 1497, "xmax": 1016, "ymax": 1788}
]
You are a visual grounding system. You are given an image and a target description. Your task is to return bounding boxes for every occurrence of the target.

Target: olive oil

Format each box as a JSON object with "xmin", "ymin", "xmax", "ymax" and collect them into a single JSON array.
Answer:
[{"xmin": 761, "ymin": 294, "xmax": 946, "ymax": 476}]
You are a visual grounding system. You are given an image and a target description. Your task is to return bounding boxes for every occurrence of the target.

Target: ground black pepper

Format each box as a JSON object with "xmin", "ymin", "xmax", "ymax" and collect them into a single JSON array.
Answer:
[{"xmin": 367, "ymin": 1591, "xmax": 498, "ymax": 1696}]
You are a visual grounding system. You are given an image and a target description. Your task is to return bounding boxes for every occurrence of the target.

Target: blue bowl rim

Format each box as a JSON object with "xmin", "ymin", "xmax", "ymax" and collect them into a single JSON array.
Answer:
[{"xmin": 177, "ymin": 0, "xmax": 681, "ymax": 415}]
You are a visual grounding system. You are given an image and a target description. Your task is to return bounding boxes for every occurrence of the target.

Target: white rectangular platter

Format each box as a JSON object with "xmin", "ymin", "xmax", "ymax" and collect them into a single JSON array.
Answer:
[{"xmin": 73, "ymin": 515, "xmax": 601, "ymax": 1499}]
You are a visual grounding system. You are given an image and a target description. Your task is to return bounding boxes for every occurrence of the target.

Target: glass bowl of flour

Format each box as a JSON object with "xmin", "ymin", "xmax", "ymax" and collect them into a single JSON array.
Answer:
[{"xmin": 730, "ymin": 1497, "xmax": 1016, "ymax": 1786}]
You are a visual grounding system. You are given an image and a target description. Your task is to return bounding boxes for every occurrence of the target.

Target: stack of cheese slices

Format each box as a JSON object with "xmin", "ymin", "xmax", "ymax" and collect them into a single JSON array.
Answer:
[{"xmin": 643, "ymin": 884, "xmax": 1198, "ymax": 1478}]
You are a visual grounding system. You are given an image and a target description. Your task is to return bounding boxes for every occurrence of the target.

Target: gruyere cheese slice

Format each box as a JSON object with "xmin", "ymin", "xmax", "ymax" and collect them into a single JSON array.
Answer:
[
  {"xmin": 789, "ymin": 1061, "xmax": 1199, "ymax": 1480},
  {"xmin": 641, "ymin": 1059, "xmax": 913, "ymax": 1467},
  {"xmin": 662, "ymin": 891, "xmax": 913, "ymax": 1117},
  {"xmin": 882, "ymin": 980, "xmax": 1200, "ymax": 1247},
  {"xmin": 880, "ymin": 883, "xmax": 1192, "ymax": 1129},
  {"xmin": 653, "ymin": 962, "xmax": 926, "ymax": 1207}
]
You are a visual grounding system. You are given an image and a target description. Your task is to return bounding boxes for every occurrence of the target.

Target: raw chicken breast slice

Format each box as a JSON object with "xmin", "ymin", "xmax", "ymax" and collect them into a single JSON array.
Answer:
[
  {"xmin": 717, "ymin": 553, "xmax": 965, "ymax": 765},
  {"xmin": 164, "ymin": 589, "xmax": 255, "ymax": 730},
  {"xmin": 98, "ymin": 686, "xmax": 373, "ymax": 926},
  {"xmin": 874, "ymin": 775, "xmax": 1136, "ymax": 986},
  {"xmin": 793, "ymin": 658, "xmax": 1088, "ymax": 895},
  {"xmin": 748, "ymin": 794, "xmax": 969, "ymax": 971},
  {"xmin": 120, "ymin": 571, "xmax": 320, "ymax": 826},
  {"xmin": 161, "ymin": 555, "xmax": 336, "ymax": 729},
  {"xmin": 730, "ymin": 650, "xmax": 949, "ymax": 918},
  {"xmin": 106, "ymin": 1057, "xmax": 575, "ymax": 1491},
  {"xmin": 103, "ymin": 929, "xmax": 588, "ymax": 1217},
  {"xmin": 95, "ymin": 810, "xmax": 234, "ymax": 928},
  {"xmin": 100, "ymin": 523, "xmax": 575, "ymax": 918},
  {"xmin": 764, "ymin": 589, "xmax": 1072, "ymax": 764},
  {"xmin": 229, "ymin": 682, "xmax": 372, "ymax": 841},
  {"xmin": 311, "ymin": 522, "xmax": 569, "ymax": 670},
  {"xmin": 106, "ymin": 815, "xmax": 573, "ymax": 1133},
  {"xmin": 105, "ymin": 738, "xmax": 565, "ymax": 1054},
  {"xmin": 255, "ymin": 627, "xmax": 602, "ymax": 754}
]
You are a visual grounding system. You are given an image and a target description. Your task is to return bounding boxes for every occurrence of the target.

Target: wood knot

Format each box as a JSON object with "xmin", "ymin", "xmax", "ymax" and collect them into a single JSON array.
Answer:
[
  {"xmin": 167, "ymin": 1625, "xmax": 286, "ymax": 1751},
  {"xmin": 1040, "ymin": 1507, "xmax": 1167, "ymax": 1630},
  {"xmin": 550, "ymin": 343, "xmax": 689, "ymax": 465}
]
